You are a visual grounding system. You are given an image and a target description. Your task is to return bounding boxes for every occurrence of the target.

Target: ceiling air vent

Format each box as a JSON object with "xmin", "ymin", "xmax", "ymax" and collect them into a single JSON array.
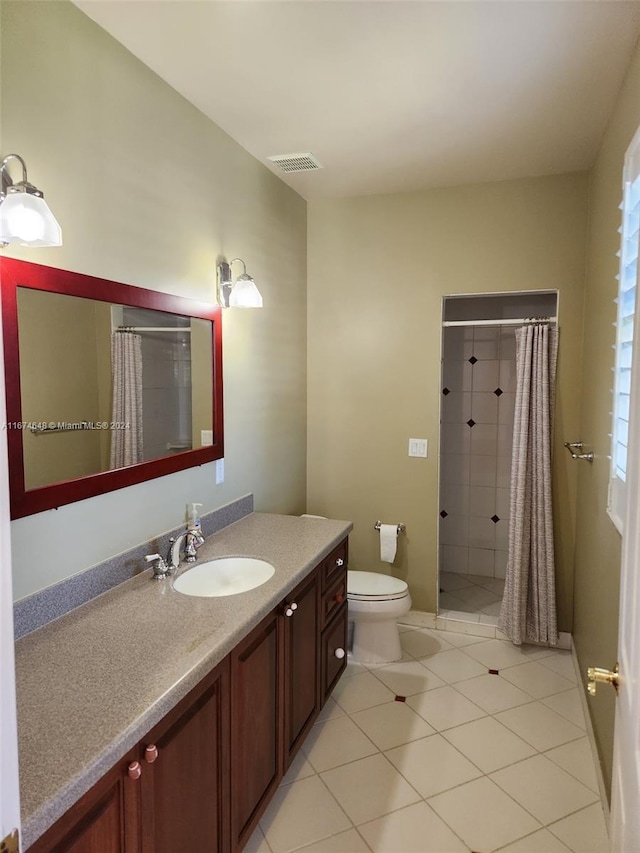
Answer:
[{"xmin": 267, "ymin": 152, "xmax": 323, "ymax": 173}]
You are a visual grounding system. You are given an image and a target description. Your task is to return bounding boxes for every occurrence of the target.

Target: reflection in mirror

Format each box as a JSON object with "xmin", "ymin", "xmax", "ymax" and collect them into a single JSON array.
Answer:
[
  {"xmin": 1, "ymin": 258, "xmax": 223, "ymax": 518},
  {"xmin": 17, "ymin": 293, "xmax": 214, "ymax": 490}
]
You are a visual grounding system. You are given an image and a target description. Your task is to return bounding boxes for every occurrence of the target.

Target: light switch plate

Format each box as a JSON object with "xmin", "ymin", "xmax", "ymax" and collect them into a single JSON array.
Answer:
[
  {"xmin": 215, "ymin": 458, "xmax": 224, "ymax": 484},
  {"xmin": 201, "ymin": 429, "xmax": 213, "ymax": 446},
  {"xmin": 408, "ymin": 438, "xmax": 428, "ymax": 458}
]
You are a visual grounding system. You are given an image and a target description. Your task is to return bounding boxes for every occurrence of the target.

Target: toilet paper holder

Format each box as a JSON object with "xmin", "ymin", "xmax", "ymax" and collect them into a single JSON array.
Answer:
[{"xmin": 374, "ymin": 521, "xmax": 406, "ymax": 534}]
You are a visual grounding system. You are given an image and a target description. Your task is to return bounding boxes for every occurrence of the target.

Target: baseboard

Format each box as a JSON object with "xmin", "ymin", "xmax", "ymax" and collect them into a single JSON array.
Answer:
[
  {"xmin": 570, "ymin": 638, "xmax": 611, "ymax": 833},
  {"xmin": 404, "ymin": 608, "xmax": 571, "ymax": 648}
]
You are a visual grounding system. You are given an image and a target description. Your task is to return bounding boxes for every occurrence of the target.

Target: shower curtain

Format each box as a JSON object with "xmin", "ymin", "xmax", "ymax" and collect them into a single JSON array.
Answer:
[
  {"xmin": 498, "ymin": 323, "xmax": 559, "ymax": 646},
  {"xmin": 109, "ymin": 331, "xmax": 143, "ymax": 469}
]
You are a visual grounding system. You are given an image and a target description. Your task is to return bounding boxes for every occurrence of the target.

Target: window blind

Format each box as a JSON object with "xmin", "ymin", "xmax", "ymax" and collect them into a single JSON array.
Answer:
[{"xmin": 610, "ymin": 126, "xmax": 640, "ymax": 531}]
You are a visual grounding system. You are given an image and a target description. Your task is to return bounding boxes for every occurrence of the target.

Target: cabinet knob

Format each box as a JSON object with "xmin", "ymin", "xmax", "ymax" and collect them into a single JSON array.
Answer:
[
  {"xmin": 336, "ymin": 558, "xmax": 344, "ymax": 567},
  {"xmin": 333, "ymin": 592, "xmax": 344, "ymax": 603},
  {"xmin": 290, "ymin": 602, "xmax": 298, "ymax": 611},
  {"xmin": 127, "ymin": 761, "xmax": 142, "ymax": 780},
  {"xmin": 285, "ymin": 607, "xmax": 294, "ymax": 617},
  {"xmin": 334, "ymin": 647, "xmax": 345, "ymax": 660},
  {"xmin": 144, "ymin": 744, "xmax": 159, "ymax": 763}
]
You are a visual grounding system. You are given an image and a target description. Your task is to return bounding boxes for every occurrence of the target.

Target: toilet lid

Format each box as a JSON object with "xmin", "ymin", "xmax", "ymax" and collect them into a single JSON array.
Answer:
[{"xmin": 347, "ymin": 570, "xmax": 409, "ymax": 601}]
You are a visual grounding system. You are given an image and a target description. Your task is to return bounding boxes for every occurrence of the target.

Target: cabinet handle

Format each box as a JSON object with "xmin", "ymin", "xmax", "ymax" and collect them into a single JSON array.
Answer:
[
  {"xmin": 284, "ymin": 601, "xmax": 298, "ymax": 617},
  {"xmin": 284, "ymin": 607, "xmax": 294, "ymax": 617},
  {"xmin": 144, "ymin": 744, "xmax": 159, "ymax": 763},
  {"xmin": 290, "ymin": 602, "xmax": 298, "ymax": 611},
  {"xmin": 334, "ymin": 648, "xmax": 345, "ymax": 660},
  {"xmin": 336, "ymin": 558, "xmax": 344, "ymax": 567},
  {"xmin": 333, "ymin": 592, "xmax": 344, "ymax": 603},
  {"xmin": 127, "ymin": 761, "xmax": 142, "ymax": 780}
]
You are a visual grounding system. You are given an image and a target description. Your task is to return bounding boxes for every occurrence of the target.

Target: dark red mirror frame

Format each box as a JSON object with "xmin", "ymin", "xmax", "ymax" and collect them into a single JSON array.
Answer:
[{"xmin": 0, "ymin": 258, "xmax": 224, "ymax": 519}]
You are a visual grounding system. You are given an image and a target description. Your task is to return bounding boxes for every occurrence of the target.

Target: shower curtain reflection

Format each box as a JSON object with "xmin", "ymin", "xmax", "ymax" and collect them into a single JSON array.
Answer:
[{"xmin": 109, "ymin": 330, "xmax": 143, "ymax": 468}]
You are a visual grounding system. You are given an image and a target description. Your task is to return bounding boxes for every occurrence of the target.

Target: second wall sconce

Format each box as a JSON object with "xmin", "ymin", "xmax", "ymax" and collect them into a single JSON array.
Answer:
[
  {"xmin": 0, "ymin": 153, "xmax": 62, "ymax": 248},
  {"xmin": 217, "ymin": 258, "xmax": 263, "ymax": 308}
]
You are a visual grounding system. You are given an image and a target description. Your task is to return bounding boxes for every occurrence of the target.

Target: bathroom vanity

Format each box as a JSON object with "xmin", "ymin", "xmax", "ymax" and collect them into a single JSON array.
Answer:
[{"xmin": 15, "ymin": 513, "xmax": 351, "ymax": 852}]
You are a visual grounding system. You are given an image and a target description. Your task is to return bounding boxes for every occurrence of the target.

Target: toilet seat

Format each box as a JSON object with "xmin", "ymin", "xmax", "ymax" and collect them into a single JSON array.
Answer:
[{"xmin": 347, "ymin": 570, "xmax": 409, "ymax": 601}]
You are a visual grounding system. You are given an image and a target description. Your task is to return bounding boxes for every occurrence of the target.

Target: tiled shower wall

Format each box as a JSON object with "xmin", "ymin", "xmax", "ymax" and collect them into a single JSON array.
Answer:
[{"xmin": 439, "ymin": 325, "xmax": 516, "ymax": 580}]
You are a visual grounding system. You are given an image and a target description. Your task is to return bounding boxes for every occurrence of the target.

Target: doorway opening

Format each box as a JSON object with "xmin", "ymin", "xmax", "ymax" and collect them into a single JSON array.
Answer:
[{"xmin": 438, "ymin": 291, "xmax": 558, "ymax": 624}]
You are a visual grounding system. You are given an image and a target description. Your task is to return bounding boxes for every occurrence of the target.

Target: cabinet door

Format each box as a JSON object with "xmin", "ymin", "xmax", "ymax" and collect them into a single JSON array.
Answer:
[
  {"xmin": 321, "ymin": 603, "xmax": 348, "ymax": 706},
  {"xmin": 230, "ymin": 610, "xmax": 281, "ymax": 851},
  {"xmin": 140, "ymin": 659, "xmax": 230, "ymax": 853},
  {"xmin": 28, "ymin": 749, "xmax": 140, "ymax": 853},
  {"xmin": 282, "ymin": 569, "xmax": 320, "ymax": 768}
]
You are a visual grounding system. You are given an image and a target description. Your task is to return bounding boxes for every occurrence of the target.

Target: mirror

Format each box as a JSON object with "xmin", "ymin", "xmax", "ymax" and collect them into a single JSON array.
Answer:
[{"xmin": 1, "ymin": 258, "xmax": 223, "ymax": 518}]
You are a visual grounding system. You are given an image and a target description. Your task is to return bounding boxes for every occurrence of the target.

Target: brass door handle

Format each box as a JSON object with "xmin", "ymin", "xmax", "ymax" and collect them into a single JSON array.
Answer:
[{"xmin": 587, "ymin": 663, "xmax": 620, "ymax": 695}]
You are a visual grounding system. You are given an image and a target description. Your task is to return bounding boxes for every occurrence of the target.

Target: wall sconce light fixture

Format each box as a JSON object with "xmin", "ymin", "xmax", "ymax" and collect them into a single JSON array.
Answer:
[
  {"xmin": 0, "ymin": 153, "xmax": 62, "ymax": 248},
  {"xmin": 217, "ymin": 258, "xmax": 263, "ymax": 308}
]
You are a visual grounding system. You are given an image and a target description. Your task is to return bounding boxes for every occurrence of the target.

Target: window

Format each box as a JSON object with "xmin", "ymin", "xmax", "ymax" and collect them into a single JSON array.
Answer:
[{"xmin": 609, "ymin": 125, "xmax": 640, "ymax": 533}]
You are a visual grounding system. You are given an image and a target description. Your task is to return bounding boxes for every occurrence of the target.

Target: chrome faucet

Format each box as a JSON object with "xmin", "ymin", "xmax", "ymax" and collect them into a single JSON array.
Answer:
[{"xmin": 169, "ymin": 527, "xmax": 205, "ymax": 570}]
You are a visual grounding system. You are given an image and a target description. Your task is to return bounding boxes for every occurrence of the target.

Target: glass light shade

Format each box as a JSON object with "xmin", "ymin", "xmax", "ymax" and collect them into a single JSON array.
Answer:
[
  {"xmin": 0, "ymin": 192, "xmax": 62, "ymax": 247},
  {"xmin": 229, "ymin": 275, "xmax": 263, "ymax": 308}
]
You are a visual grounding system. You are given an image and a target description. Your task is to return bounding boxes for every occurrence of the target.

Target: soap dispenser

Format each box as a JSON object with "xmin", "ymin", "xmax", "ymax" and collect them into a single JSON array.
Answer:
[{"xmin": 188, "ymin": 502, "xmax": 203, "ymax": 532}]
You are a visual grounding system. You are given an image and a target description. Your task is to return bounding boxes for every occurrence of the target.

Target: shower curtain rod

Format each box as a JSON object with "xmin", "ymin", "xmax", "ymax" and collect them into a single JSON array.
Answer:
[
  {"xmin": 115, "ymin": 326, "xmax": 192, "ymax": 333},
  {"xmin": 442, "ymin": 316, "xmax": 557, "ymax": 328}
]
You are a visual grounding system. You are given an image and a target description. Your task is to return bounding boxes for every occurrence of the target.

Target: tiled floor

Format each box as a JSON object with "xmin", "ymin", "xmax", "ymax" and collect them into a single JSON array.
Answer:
[
  {"xmin": 248, "ymin": 625, "xmax": 608, "ymax": 853},
  {"xmin": 439, "ymin": 572, "xmax": 505, "ymax": 618}
]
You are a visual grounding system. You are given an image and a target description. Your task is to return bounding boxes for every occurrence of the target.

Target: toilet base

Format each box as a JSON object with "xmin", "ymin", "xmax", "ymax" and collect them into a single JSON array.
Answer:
[{"xmin": 350, "ymin": 618, "xmax": 403, "ymax": 664}]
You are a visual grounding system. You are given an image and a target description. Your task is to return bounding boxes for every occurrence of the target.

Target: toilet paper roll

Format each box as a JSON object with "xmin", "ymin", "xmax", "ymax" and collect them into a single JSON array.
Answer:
[{"xmin": 379, "ymin": 524, "xmax": 398, "ymax": 563}]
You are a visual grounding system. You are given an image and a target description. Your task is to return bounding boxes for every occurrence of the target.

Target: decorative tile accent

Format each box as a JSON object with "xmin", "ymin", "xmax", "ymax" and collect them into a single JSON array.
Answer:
[
  {"xmin": 494, "ymin": 387, "xmax": 504, "ymax": 396},
  {"xmin": 14, "ymin": 494, "xmax": 254, "ymax": 639},
  {"xmin": 469, "ymin": 356, "xmax": 478, "ymax": 365},
  {"xmin": 443, "ymin": 387, "xmax": 451, "ymax": 395},
  {"xmin": 440, "ymin": 510, "xmax": 449, "ymax": 518},
  {"xmin": 489, "ymin": 669, "xmax": 500, "ymax": 675},
  {"xmin": 395, "ymin": 695, "xmax": 407, "ymax": 703},
  {"xmin": 467, "ymin": 419, "xmax": 476, "ymax": 428},
  {"xmin": 491, "ymin": 515, "xmax": 500, "ymax": 524}
]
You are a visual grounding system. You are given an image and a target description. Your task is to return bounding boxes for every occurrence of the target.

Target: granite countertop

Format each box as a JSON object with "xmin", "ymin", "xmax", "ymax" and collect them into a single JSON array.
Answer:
[{"xmin": 15, "ymin": 512, "xmax": 352, "ymax": 849}]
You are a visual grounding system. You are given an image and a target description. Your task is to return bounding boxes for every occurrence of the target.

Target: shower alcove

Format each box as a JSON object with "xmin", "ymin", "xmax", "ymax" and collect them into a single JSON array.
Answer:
[{"xmin": 438, "ymin": 291, "xmax": 558, "ymax": 625}]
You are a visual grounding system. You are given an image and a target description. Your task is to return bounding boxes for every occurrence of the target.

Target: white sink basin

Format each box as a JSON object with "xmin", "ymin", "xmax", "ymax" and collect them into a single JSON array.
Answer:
[{"xmin": 172, "ymin": 557, "xmax": 275, "ymax": 598}]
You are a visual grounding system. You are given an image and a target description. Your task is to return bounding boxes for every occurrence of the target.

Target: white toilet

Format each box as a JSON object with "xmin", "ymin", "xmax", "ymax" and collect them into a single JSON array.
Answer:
[
  {"xmin": 301, "ymin": 514, "xmax": 411, "ymax": 664},
  {"xmin": 347, "ymin": 571, "xmax": 411, "ymax": 664}
]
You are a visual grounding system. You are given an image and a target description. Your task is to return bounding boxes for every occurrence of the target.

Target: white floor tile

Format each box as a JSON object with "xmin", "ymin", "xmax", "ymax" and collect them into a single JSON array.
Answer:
[
  {"xmin": 490, "ymin": 754, "xmax": 598, "ymax": 825},
  {"xmin": 350, "ymin": 700, "xmax": 435, "ymax": 751},
  {"xmin": 386, "ymin": 733, "xmax": 482, "ymax": 798},
  {"xmin": 545, "ymin": 737, "xmax": 600, "ymax": 792},
  {"xmin": 428, "ymin": 777, "xmax": 540, "ymax": 852},
  {"xmin": 442, "ymin": 716, "xmax": 536, "ymax": 773},
  {"xmin": 438, "ymin": 629, "xmax": 490, "ymax": 648},
  {"xmin": 496, "ymin": 701, "xmax": 585, "ymax": 751},
  {"xmin": 372, "ymin": 659, "xmax": 446, "ymax": 696},
  {"xmin": 321, "ymin": 753, "xmax": 420, "ymax": 825},
  {"xmin": 547, "ymin": 803, "xmax": 609, "ymax": 853},
  {"xmin": 464, "ymin": 639, "xmax": 553, "ymax": 670},
  {"xmin": 497, "ymin": 828, "xmax": 572, "ymax": 852},
  {"xmin": 244, "ymin": 824, "xmax": 271, "ymax": 853},
  {"xmin": 280, "ymin": 748, "xmax": 315, "ymax": 786},
  {"xmin": 420, "ymin": 648, "xmax": 488, "ymax": 683},
  {"xmin": 332, "ymin": 670, "xmax": 396, "ymax": 713},
  {"xmin": 454, "ymin": 673, "xmax": 532, "ymax": 714},
  {"xmin": 407, "ymin": 685, "xmax": 487, "ymax": 731},
  {"xmin": 315, "ymin": 695, "xmax": 345, "ymax": 722},
  {"xmin": 343, "ymin": 658, "xmax": 369, "ymax": 678},
  {"xmin": 500, "ymin": 661, "xmax": 576, "ymax": 699},
  {"xmin": 259, "ymin": 775, "xmax": 351, "ymax": 853},
  {"xmin": 538, "ymin": 651, "xmax": 578, "ymax": 683},
  {"xmin": 401, "ymin": 628, "xmax": 455, "ymax": 658},
  {"xmin": 302, "ymin": 715, "xmax": 378, "ymax": 772},
  {"xmin": 296, "ymin": 829, "xmax": 371, "ymax": 853},
  {"xmin": 359, "ymin": 801, "xmax": 470, "ymax": 853},
  {"xmin": 540, "ymin": 689, "xmax": 586, "ymax": 729},
  {"xmin": 440, "ymin": 572, "xmax": 476, "ymax": 592},
  {"xmin": 452, "ymin": 584, "xmax": 502, "ymax": 610}
]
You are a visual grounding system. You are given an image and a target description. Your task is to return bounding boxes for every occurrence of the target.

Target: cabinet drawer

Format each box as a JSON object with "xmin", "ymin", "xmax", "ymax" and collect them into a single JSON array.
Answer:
[
  {"xmin": 321, "ymin": 603, "xmax": 348, "ymax": 705},
  {"xmin": 321, "ymin": 572, "xmax": 346, "ymax": 629},
  {"xmin": 322, "ymin": 539, "xmax": 348, "ymax": 591}
]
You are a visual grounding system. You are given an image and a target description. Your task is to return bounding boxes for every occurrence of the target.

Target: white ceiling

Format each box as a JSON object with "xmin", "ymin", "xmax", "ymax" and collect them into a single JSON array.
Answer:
[{"xmin": 75, "ymin": 0, "xmax": 640, "ymax": 200}]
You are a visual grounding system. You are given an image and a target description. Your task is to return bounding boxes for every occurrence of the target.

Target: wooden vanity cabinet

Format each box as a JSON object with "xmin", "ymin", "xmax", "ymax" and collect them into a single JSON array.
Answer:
[
  {"xmin": 139, "ymin": 658, "xmax": 230, "ymax": 853},
  {"xmin": 27, "ymin": 538, "xmax": 350, "ymax": 853},
  {"xmin": 229, "ymin": 609, "xmax": 281, "ymax": 852},
  {"xmin": 28, "ymin": 747, "xmax": 141, "ymax": 853}
]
